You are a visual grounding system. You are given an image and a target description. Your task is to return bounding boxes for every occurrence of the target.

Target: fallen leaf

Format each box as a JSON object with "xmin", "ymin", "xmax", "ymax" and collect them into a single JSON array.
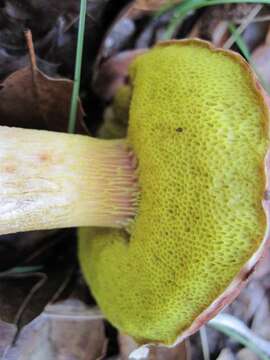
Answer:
[
  {"xmin": 2, "ymin": 299, "xmax": 107, "ymax": 360},
  {"xmin": 0, "ymin": 267, "xmax": 75, "ymax": 329},
  {"xmin": 94, "ymin": 49, "xmax": 146, "ymax": 100},
  {"xmin": 44, "ymin": 300, "xmax": 107, "ymax": 360},
  {"xmin": 0, "ymin": 228, "xmax": 78, "ymax": 332},
  {"xmin": 0, "ymin": 274, "xmax": 47, "ymax": 325},
  {"xmin": 0, "ymin": 29, "xmax": 87, "ymax": 133},
  {"xmin": 0, "ymin": 321, "xmax": 16, "ymax": 358},
  {"xmin": 0, "ymin": 66, "xmax": 87, "ymax": 132}
]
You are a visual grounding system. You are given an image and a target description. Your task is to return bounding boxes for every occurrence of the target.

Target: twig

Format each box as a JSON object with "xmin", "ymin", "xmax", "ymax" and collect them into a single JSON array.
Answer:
[
  {"xmin": 44, "ymin": 305, "xmax": 104, "ymax": 320},
  {"xmin": 235, "ymin": 14, "xmax": 270, "ymax": 24},
  {"xmin": 223, "ymin": 4, "xmax": 262, "ymax": 49},
  {"xmin": 24, "ymin": 29, "xmax": 39, "ymax": 97},
  {"xmin": 24, "ymin": 29, "xmax": 37, "ymax": 71},
  {"xmin": 24, "ymin": 29, "xmax": 48, "ymax": 124}
]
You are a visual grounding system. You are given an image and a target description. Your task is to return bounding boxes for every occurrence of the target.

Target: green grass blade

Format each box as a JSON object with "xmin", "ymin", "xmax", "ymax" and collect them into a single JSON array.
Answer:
[
  {"xmin": 228, "ymin": 22, "xmax": 270, "ymax": 94},
  {"xmin": 228, "ymin": 22, "xmax": 252, "ymax": 59},
  {"xmin": 162, "ymin": 0, "xmax": 270, "ymax": 39},
  {"xmin": 209, "ymin": 314, "xmax": 270, "ymax": 360},
  {"xmin": 0, "ymin": 266, "xmax": 44, "ymax": 277},
  {"xmin": 68, "ymin": 0, "xmax": 87, "ymax": 134}
]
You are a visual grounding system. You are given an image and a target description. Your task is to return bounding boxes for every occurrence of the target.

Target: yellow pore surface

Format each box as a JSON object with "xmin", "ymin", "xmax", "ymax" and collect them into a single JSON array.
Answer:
[{"xmin": 79, "ymin": 40, "xmax": 269, "ymax": 344}]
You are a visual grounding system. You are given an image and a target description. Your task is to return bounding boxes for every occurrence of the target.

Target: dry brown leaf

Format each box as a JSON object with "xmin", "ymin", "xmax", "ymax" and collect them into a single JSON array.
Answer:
[
  {"xmin": 2, "ymin": 300, "xmax": 107, "ymax": 360},
  {"xmin": 0, "ymin": 29, "xmax": 87, "ymax": 133},
  {"xmin": 0, "ymin": 265, "xmax": 76, "ymax": 329},
  {"xmin": 0, "ymin": 66, "xmax": 87, "ymax": 133},
  {"xmin": 94, "ymin": 49, "xmax": 146, "ymax": 100},
  {"xmin": 0, "ymin": 229, "xmax": 78, "ymax": 336},
  {"xmin": 45, "ymin": 301, "xmax": 107, "ymax": 360}
]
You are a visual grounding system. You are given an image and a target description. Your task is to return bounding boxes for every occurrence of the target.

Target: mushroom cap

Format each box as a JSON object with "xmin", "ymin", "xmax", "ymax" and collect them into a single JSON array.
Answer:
[{"xmin": 79, "ymin": 39, "xmax": 270, "ymax": 345}]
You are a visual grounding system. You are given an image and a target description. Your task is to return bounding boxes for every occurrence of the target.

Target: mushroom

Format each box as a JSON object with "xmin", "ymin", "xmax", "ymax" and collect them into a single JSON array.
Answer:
[
  {"xmin": 1, "ymin": 39, "xmax": 270, "ymax": 347},
  {"xmin": 0, "ymin": 127, "xmax": 138, "ymax": 233}
]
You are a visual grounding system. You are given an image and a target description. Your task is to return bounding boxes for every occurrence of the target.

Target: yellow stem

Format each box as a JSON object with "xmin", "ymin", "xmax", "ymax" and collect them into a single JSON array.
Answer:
[{"xmin": 0, "ymin": 126, "xmax": 138, "ymax": 235}]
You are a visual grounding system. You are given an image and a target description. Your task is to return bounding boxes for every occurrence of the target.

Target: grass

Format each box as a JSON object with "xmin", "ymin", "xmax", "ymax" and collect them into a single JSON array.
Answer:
[
  {"xmin": 161, "ymin": 0, "xmax": 270, "ymax": 39},
  {"xmin": 68, "ymin": 0, "xmax": 87, "ymax": 134},
  {"xmin": 228, "ymin": 22, "xmax": 270, "ymax": 94},
  {"xmin": 209, "ymin": 314, "xmax": 270, "ymax": 360}
]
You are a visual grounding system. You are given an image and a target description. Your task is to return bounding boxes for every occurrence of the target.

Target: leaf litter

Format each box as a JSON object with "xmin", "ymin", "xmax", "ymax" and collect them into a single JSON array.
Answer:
[{"xmin": 0, "ymin": 30, "xmax": 87, "ymax": 133}]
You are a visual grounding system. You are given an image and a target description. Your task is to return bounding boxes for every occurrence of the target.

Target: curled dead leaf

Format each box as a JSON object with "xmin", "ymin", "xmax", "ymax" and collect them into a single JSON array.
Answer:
[
  {"xmin": 0, "ymin": 66, "xmax": 87, "ymax": 133},
  {"xmin": 94, "ymin": 49, "xmax": 146, "ymax": 100},
  {"xmin": 1, "ymin": 300, "xmax": 107, "ymax": 360}
]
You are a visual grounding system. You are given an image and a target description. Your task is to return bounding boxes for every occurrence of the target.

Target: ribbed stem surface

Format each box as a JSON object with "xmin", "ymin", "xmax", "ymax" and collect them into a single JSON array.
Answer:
[{"xmin": 0, "ymin": 126, "xmax": 138, "ymax": 235}]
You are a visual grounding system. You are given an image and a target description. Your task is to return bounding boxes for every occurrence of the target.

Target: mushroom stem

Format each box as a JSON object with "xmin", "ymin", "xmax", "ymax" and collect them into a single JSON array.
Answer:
[{"xmin": 0, "ymin": 126, "xmax": 138, "ymax": 235}]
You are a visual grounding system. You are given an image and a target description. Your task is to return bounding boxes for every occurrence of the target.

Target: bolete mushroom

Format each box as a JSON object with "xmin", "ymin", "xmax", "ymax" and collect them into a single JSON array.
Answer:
[{"xmin": 0, "ymin": 39, "xmax": 269, "ymax": 347}]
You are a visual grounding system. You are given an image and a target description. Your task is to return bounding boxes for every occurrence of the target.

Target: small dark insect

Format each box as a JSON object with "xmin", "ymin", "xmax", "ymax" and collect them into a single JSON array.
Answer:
[{"xmin": 176, "ymin": 127, "xmax": 183, "ymax": 132}]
